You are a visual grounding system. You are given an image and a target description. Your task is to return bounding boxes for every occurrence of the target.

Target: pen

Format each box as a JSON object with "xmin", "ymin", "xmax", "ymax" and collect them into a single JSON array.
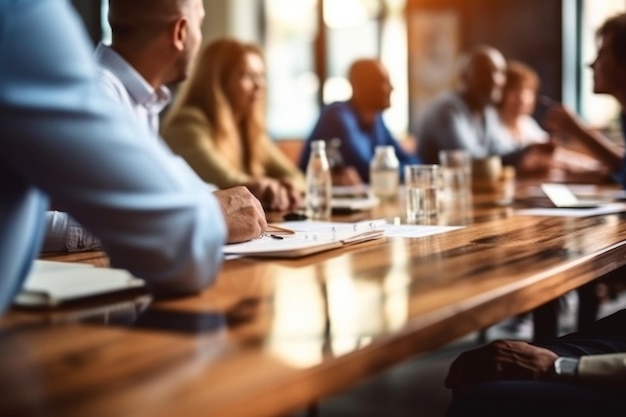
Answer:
[{"xmin": 266, "ymin": 224, "xmax": 296, "ymax": 235}]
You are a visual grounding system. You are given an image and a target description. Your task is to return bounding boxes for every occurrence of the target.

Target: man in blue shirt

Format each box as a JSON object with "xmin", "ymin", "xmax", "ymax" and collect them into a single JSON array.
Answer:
[
  {"xmin": 0, "ymin": 0, "xmax": 266, "ymax": 315},
  {"xmin": 299, "ymin": 59, "xmax": 419, "ymax": 184}
]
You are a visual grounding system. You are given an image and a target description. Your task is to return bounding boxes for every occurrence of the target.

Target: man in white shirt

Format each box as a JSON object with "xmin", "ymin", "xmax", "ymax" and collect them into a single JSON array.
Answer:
[
  {"xmin": 43, "ymin": 0, "xmax": 263, "ymax": 251},
  {"xmin": 0, "ymin": 0, "xmax": 266, "ymax": 313}
]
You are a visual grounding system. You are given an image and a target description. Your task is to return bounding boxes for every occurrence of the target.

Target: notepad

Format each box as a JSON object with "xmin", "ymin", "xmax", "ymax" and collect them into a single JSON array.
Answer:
[
  {"xmin": 223, "ymin": 221, "xmax": 386, "ymax": 258},
  {"xmin": 15, "ymin": 260, "xmax": 146, "ymax": 308}
]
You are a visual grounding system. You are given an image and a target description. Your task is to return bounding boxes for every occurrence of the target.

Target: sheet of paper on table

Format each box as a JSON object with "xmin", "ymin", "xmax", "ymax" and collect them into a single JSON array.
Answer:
[{"xmin": 223, "ymin": 220, "xmax": 463, "ymax": 259}]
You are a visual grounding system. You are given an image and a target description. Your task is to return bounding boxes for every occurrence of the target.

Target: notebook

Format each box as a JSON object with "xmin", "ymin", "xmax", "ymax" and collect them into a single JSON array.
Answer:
[
  {"xmin": 223, "ymin": 221, "xmax": 386, "ymax": 258},
  {"xmin": 540, "ymin": 183, "xmax": 606, "ymax": 209},
  {"xmin": 15, "ymin": 260, "xmax": 146, "ymax": 308}
]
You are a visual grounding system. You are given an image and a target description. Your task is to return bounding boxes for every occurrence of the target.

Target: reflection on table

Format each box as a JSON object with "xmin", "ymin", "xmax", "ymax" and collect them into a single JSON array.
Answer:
[{"xmin": 2, "ymin": 180, "xmax": 626, "ymax": 417}]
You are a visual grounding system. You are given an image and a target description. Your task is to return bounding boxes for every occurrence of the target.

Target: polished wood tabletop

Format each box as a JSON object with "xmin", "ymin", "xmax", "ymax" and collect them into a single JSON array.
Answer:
[{"xmin": 2, "ymin": 181, "xmax": 626, "ymax": 417}]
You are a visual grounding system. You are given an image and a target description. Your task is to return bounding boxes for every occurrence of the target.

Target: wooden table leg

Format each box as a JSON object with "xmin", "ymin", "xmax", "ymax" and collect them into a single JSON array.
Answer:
[{"xmin": 532, "ymin": 299, "xmax": 560, "ymax": 342}]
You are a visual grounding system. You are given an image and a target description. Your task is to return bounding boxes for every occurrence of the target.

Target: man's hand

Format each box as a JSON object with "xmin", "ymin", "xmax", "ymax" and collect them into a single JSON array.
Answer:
[
  {"xmin": 213, "ymin": 186, "xmax": 267, "ymax": 243},
  {"xmin": 246, "ymin": 178, "xmax": 301, "ymax": 212},
  {"xmin": 278, "ymin": 177, "xmax": 304, "ymax": 210},
  {"xmin": 444, "ymin": 340, "xmax": 559, "ymax": 392}
]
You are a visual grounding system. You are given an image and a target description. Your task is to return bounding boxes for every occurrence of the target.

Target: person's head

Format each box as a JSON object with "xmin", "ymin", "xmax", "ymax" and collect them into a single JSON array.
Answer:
[
  {"xmin": 460, "ymin": 45, "xmax": 507, "ymax": 107},
  {"xmin": 591, "ymin": 13, "xmax": 626, "ymax": 97},
  {"xmin": 170, "ymin": 38, "xmax": 268, "ymax": 176},
  {"xmin": 182, "ymin": 38, "xmax": 266, "ymax": 124},
  {"xmin": 348, "ymin": 59, "xmax": 393, "ymax": 113},
  {"xmin": 108, "ymin": 0, "xmax": 205, "ymax": 85},
  {"xmin": 498, "ymin": 60, "xmax": 540, "ymax": 117}
]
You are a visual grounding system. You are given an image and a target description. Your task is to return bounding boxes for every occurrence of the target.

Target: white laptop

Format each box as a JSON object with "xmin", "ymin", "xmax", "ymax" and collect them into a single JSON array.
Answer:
[{"xmin": 540, "ymin": 183, "xmax": 606, "ymax": 209}]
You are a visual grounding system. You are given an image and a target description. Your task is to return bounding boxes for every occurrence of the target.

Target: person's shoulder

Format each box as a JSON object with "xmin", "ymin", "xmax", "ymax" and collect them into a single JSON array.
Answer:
[
  {"xmin": 419, "ymin": 92, "xmax": 464, "ymax": 125},
  {"xmin": 318, "ymin": 101, "xmax": 357, "ymax": 123},
  {"xmin": 96, "ymin": 66, "xmax": 129, "ymax": 102},
  {"xmin": 320, "ymin": 101, "xmax": 351, "ymax": 115},
  {"xmin": 435, "ymin": 92, "xmax": 466, "ymax": 111},
  {"xmin": 162, "ymin": 106, "xmax": 211, "ymax": 143},
  {"xmin": 167, "ymin": 106, "xmax": 208, "ymax": 126}
]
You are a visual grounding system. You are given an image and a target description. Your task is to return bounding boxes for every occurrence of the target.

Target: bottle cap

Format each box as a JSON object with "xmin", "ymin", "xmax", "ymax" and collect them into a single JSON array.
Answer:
[{"xmin": 311, "ymin": 140, "xmax": 326, "ymax": 150}]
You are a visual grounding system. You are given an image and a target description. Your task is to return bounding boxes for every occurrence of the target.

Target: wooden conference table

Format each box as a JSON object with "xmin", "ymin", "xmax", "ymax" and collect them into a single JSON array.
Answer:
[{"xmin": 2, "ymin": 181, "xmax": 626, "ymax": 417}]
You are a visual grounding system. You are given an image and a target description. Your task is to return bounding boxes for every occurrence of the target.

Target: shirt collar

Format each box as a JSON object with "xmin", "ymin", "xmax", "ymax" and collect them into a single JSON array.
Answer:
[{"xmin": 94, "ymin": 43, "xmax": 171, "ymax": 113}]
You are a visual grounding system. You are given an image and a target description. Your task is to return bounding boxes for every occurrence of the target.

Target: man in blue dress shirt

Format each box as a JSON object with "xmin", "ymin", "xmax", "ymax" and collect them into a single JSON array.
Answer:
[
  {"xmin": 0, "ymin": 0, "xmax": 266, "ymax": 314},
  {"xmin": 299, "ymin": 58, "xmax": 419, "ymax": 184}
]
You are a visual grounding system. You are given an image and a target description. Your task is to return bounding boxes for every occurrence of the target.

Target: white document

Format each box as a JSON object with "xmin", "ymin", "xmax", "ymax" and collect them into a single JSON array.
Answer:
[
  {"xmin": 540, "ymin": 183, "xmax": 607, "ymax": 208},
  {"xmin": 223, "ymin": 221, "xmax": 385, "ymax": 258},
  {"xmin": 223, "ymin": 220, "xmax": 462, "ymax": 258}
]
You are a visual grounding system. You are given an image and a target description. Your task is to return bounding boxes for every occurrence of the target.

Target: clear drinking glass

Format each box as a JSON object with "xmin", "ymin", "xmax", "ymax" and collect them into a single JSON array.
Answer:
[
  {"xmin": 404, "ymin": 165, "xmax": 439, "ymax": 222},
  {"xmin": 438, "ymin": 149, "xmax": 471, "ymax": 200}
]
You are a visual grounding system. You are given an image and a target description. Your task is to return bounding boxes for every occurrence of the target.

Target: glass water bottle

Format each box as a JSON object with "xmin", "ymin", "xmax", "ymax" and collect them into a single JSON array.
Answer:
[
  {"xmin": 305, "ymin": 140, "xmax": 332, "ymax": 220},
  {"xmin": 370, "ymin": 145, "xmax": 399, "ymax": 202}
]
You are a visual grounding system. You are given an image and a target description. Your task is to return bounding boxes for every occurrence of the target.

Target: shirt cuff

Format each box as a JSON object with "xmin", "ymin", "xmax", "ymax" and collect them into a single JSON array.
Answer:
[{"xmin": 65, "ymin": 217, "xmax": 101, "ymax": 252}]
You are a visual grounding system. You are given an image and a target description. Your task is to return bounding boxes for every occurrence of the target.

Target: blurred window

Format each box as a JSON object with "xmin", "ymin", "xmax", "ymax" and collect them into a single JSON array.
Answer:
[
  {"xmin": 264, "ymin": 0, "xmax": 408, "ymax": 140},
  {"xmin": 579, "ymin": 0, "xmax": 625, "ymax": 137}
]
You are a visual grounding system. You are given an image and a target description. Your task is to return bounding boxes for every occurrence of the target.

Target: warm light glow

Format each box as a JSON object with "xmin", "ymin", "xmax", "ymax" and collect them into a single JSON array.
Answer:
[
  {"xmin": 383, "ymin": 239, "xmax": 410, "ymax": 330},
  {"xmin": 384, "ymin": 0, "xmax": 406, "ymax": 13},
  {"xmin": 580, "ymin": 0, "xmax": 626, "ymax": 128},
  {"xmin": 325, "ymin": 257, "xmax": 362, "ymax": 355},
  {"xmin": 268, "ymin": 0, "xmax": 317, "ymax": 25},
  {"xmin": 323, "ymin": 76, "xmax": 352, "ymax": 104},
  {"xmin": 324, "ymin": 0, "xmax": 374, "ymax": 28},
  {"xmin": 381, "ymin": 12, "xmax": 409, "ymax": 138},
  {"xmin": 269, "ymin": 267, "xmax": 326, "ymax": 367}
]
